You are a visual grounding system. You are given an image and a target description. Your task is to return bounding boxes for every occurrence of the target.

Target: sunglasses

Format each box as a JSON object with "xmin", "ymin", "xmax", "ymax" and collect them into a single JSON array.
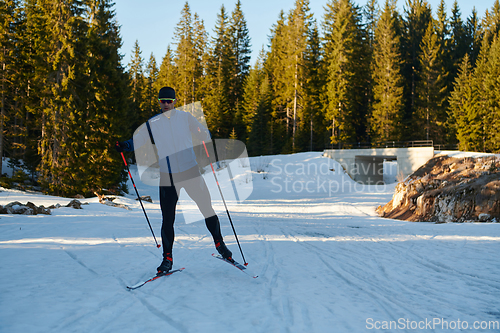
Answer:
[{"xmin": 159, "ymin": 98, "xmax": 175, "ymax": 104}]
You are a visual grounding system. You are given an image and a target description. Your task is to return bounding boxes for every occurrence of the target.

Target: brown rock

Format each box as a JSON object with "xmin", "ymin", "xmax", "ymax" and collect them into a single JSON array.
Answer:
[{"xmin": 378, "ymin": 156, "xmax": 500, "ymax": 223}]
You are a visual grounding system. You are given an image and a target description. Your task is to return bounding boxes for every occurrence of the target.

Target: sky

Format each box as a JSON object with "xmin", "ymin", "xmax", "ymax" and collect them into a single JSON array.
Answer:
[{"xmin": 114, "ymin": 0, "xmax": 494, "ymax": 69}]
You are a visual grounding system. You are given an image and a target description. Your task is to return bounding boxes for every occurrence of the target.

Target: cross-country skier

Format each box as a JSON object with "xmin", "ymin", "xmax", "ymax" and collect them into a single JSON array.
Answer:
[{"xmin": 115, "ymin": 86, "xmax": 233, "ymax": 274}]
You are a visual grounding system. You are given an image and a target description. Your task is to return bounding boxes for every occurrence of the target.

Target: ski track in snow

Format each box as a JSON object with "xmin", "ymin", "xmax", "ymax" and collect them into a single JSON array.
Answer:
[{"xmin": 1, "ymin": 152, "xmax": 499, "ymax": 332}]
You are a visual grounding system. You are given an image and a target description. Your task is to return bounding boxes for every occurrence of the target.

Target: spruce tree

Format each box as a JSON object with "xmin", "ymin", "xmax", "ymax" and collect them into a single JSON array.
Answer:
[
  {"xmin": 229, "ymin": 0, "xmax": 251, "ymax": 140},
  {"xmin": 322, "ymin": 0, "xmax": 367, "ymax": 145},
  {"xmin": 0, "ymin": 0, "xmax": 42, "ymax": 178},
  {"xmin": 448, "ymin": 0, "xmax": 468, "ymax": 79},
  {"xmin": 243, "ymin": 50, "xmax": 272, "ymax": 155},
  {"xmin": 415, "ymin": 20, "xmax": 448, "ymax": 142},
  {"xmin": 465, "ymin": 8, "xmax": 482, "ymax": 66},
  {"xmin": 1, "ymin": 0, "xmax": 130, "ymax": 195},
  {"xmin": 400, "ymin": 0, "xmax": 432, "ymax": 140},
  {"xmin": 481, "ymin": 0, "xmax": 500, "ymax": 47},
  {"xmin": 364, "ymin": 0, "xmax": 379, "ymax": 47},
  {"xmin": 173, "ymin": 2, "xmax": 193, "ymax": 106},
  {"xmin": 72, "ymin": 0, "xmax": 130, "ymax": 196},
  {"xmin": 448, "ymin": 54, "xmax": 482, "ymax": 151},
  {"xmin": 435, "ymin": 0, "xmax": 449, "ymax": 48},
  {"xmin": 34, "ymin": 0, "xmax": 87, "ymax": 195},
  {"xmin": 156, "ymin": 46, "xmax": 177, "ymax": 92},
  {"xmin": 144, "ymin": 53, "xmax": 159, "ymax": 118},
  {"xmin": 370, "ymin": 0, "xmax": 404, "ymax": 141},
  {"xmin": 21, "ymin": 0, "xmax": 48, "ymax": 178},
  {"xmin": 363, "ymin": 0, "xmax": 379, "ymax": 143},
  {"xmin": 483, "ymin": 35, "xmax": 500, "ymax": 152},
  {"xmin": 242, "ymin": 56, "xmax": 264, "ymax": 146},
  {"xmin": 128, "ymin": 40, "xmax": 147, "ymax": 129},
  {"xmin": 192, "ymin": 13, "xmax": 207, "ymax": 104},
  {"xmin": 287, "ymin": 0, "xmax": 314, "ymax": 151},
  {"xmin": 266, "ymin": 10, "xmax": 288, "ymax": 152},
  {"xmin": 0, "ymin": 0, "xmax": 18, "ymax": 174},
  {"xmin": 203, "ymin": 5, "xmax": 234, "ymax": 138},
  {"xmin": 303, "ymin": 20, "xmax": 326, "ymax": 151},
  {"xmin": 172, "ymin": 2, "xmax": 205, "ymax": 107}
]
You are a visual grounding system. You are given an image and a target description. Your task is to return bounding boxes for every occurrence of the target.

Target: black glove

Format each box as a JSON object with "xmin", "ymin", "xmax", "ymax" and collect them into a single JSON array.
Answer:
[{"xmin": 115, "ymin": 141, "xmax": 126, "ymax": 153}]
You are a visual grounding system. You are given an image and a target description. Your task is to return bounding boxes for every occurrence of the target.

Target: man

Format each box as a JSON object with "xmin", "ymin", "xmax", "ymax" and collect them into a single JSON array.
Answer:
[{"xmin": 116, "ymin": 86, "xmax": 232, "ymax": 274}]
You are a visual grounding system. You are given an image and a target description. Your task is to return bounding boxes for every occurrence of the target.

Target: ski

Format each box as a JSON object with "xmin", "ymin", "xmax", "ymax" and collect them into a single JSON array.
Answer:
[
  {"xmin": 126, "ymin": 267, "xmax": 185, "ymax": 290},
  {"xmin": 212, "ymin": 253, "xmax": 258, "ymax": 278}
]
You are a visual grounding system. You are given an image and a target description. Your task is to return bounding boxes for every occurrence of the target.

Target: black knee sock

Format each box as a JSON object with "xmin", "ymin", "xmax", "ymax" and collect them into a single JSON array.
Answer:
[{"xmin": 205, "ymin": 215, "xmax": 223, "ymax": 242}]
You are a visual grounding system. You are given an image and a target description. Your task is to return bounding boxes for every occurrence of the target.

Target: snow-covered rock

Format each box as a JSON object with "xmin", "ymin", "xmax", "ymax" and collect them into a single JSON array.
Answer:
[{"xmin": 0, "ymin": 201, "xmax": 51, "ymax": 215}]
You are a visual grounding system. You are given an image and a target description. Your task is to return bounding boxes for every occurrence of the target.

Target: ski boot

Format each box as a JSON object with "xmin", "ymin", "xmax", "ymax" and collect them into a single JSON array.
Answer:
[
  {"xmin": 157, "ymin": 254, "xmax": 173, "ymax": 274},
  {"xmin": 215, "ymin": 240, "xmax": 233, "ymax": 262}
]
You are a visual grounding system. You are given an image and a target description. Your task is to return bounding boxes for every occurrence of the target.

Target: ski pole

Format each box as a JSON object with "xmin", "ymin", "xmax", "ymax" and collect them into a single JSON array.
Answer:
[
  {"xmin": 202, "ymin": 140, "xmax": 247, "ymax": 266},
  {"xmin": 117, "ymin": 142, "xmax": 161, "ymax": 248}
]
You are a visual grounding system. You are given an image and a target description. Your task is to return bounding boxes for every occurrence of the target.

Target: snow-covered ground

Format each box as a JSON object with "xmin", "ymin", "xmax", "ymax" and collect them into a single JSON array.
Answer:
[{"xmin": 1, "ymin": 152, "xmax": 499, "ymax": 333}]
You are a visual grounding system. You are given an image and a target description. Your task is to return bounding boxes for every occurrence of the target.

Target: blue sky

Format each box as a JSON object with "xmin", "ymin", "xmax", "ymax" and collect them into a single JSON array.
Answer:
[{"xmin": 114, "ymin": 0, "xmax": 493, "ymax": 69}]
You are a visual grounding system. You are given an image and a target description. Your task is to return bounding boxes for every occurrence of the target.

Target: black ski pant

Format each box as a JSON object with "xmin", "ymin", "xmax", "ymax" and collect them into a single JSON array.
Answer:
[{"xmin": 159, "ymin": 166, "xmax": 223, "ymax": 258}]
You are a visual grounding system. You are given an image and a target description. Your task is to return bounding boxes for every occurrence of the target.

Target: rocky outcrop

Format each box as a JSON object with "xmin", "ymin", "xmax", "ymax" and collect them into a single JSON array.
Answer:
[
  {"xmin": 377, "ymin": 155, "xmax": 500, "ymax": 223},
  {"xmin": 47, "ymin": 199, "xmax": 86, "ymax": 210},
  {"xmin": 0, "ymin": 201, "xmax": 51, "ymax": 215}
]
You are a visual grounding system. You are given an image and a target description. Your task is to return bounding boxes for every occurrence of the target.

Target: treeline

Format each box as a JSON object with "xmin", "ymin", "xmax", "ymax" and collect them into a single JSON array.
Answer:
[
  {"xmin": 0, "ymin": 0, "xmax": 499, "ymax": 196},
  {"xmin": 131, "ymin": 0, "xmax": 500, "ymax": 155},
  {"xmin": 0, "ymin": 0, "xmax": 129, "ymax": 196}
]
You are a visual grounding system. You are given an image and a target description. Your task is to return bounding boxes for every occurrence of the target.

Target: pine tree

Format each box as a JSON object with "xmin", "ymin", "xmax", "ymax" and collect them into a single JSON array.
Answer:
[{"xmin": 370, "ymin": 0, "xmax": 404, "ymax": 141}]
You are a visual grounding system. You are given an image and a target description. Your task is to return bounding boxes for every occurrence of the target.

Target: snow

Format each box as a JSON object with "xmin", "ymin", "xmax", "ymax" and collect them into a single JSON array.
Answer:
[
  {"xmin": 1, "ymin": 152, "xmax": 499, "ymax": 332},
  {"xmin": 436, "ymin": 150, "xmax": 500, "ymax": 159}
]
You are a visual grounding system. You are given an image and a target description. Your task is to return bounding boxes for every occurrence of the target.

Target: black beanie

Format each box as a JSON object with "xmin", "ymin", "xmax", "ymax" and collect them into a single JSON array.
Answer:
[{"xmin": 158, "ymin": 87, "xmax": 176, "ymax": 99}]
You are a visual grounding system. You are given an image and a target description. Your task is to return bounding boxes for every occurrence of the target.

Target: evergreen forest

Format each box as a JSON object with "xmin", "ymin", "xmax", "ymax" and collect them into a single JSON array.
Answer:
[{"xmin": 1, "ymin": 0, "xmax": 500, "ymax": 196}]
